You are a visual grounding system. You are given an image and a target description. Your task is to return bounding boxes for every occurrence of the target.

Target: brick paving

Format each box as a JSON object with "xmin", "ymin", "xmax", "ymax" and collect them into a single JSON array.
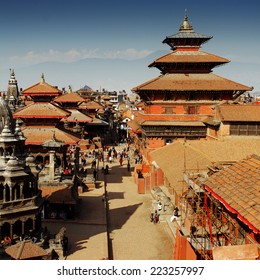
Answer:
[{"xmin": 43, "ymin": 144, "xmax": 174, "ymax": 260}]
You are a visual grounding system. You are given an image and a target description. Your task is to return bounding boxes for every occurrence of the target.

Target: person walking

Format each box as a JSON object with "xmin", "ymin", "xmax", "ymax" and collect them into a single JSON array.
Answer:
[
  {"xmin": 153, "ymin": 210, "xmax": 160, "ymax": 224},
  {"xmin": 157, "ymin": 201, "xmax": 163, "ymax": 212},
  {"xmin": 93, "ymin": 169, "xmax": 97, "ymax": 180}
]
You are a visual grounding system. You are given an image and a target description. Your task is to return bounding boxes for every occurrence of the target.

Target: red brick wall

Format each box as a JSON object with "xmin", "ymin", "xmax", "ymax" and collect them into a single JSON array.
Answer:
[
  {"xmin": 145, "ymin": 175, "xmax": 151, "ymax": 193},
  {"xmin": 137, "ymin": 178, "xmax": 145, "ymax": 194},
  {"xmin": 147, "ymin": 137, "xmax": 165, "ymax": 149},
  {"xmin": 150, "ymin": 172, "xmax": 156, "ymax": 188},
  {"xmin": 156, "ymin": 168, "xmax": 164, "ymax": 186},
  {"xmin": 141, "ymin": 164, "xmax": 150, "ymax": 173},
  {"xmin": 174, "ymin": 230, "xmax": 197, "ymax": 260}
]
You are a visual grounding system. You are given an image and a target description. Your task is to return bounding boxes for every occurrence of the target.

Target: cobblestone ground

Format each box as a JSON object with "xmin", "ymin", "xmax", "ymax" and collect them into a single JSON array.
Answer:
[{"xmin": 43, "ymin": 144, "xmax": 174, "ymax": 260}]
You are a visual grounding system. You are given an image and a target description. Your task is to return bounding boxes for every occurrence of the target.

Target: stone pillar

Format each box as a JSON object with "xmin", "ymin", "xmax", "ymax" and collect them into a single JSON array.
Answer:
[
  {"xmin": 3, "ymin": 186, "xmax": 6, "ymax": 202},
  {"xmin": 49, "ymin": 150, "xmax": 55, "ymax": 180},
  {"xmin": 14, "ymin": 185, "xmax": 17, "ymax": 200},
  {"xmin": 10, "ymin": 186, "xmax": 13, "ymax": 201},
  {"xmin": 20, "ymin": 184, "xmax": 24, "ymax": 199},
  {"xmin": 10, "ymin": 223, "xmax": 13, "ymax": 239},
  {"xmin": 33, "ymin": 219, "xmax": 36, "ymax": 231}
]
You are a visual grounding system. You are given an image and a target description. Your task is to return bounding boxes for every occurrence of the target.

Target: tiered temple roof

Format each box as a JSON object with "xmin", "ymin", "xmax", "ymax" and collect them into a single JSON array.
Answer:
[
  {"xmin": 13, "ymin": 75, "xmax": 81, "ymax": 146},
  {"xmin": 20, "ymin": 127, "xmax": 79, "ymax": 145},
  {"xmin": 53, "ymin": 90, "xmax": 86, "ymax": 104},
  {"xmin": 162, "ymin": 13, "xmax": 212, "ymax": 49},
  {"xmin": 61, "ymin": 109, "xmax": 92, "ymax": 123},
  {"xmin": 53, "ymin": 87, "xmax": 93, "ymax": 124},
  {"xmin": 130, "ymin": 12, "xmax": 254, "ymax": 152},
  {"xmin": 22, "ymin": 74, "xmax": 62, "ymax": 97},
  {"xmin": 133, "ymin": 13, "xmax": 252, "ymax": 96},
  {"xmin": 13, "ymin": 102, "xmax": 70, "ymax": 119},
  {"xmin": 133, "ymin": 73, "xmax": 251, "ymax": 92}
]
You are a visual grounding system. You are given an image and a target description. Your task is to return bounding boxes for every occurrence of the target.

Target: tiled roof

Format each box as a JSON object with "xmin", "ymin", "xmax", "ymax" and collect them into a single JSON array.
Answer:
[
  {"xmin": 22, "ymin": 82, "xmax": 62, "ymax": 96},
  {"xmin": 135, "ymin": 101, "xmax": 145, "ymax": 108},
  {"xmin": 127, "ymin": 119, "xmax": 141, "ymax": 133},
  {"xmin": 150, "ymin": 139, "xmax": 260, "ymax": 195},
  {"xmin": 217, "ymin": 104, "xmax": 260, "ymax": 122},
  {"xmin": 132, "ymin": 73, "xmax": 252, "ymax": 92},
  {"xmin": 204, "ymin": 154, "xmax": 260, "ymax": 232},
  {"xmin": 13, "ymin": 102, "xmax": 70, "ymax": 119},
  {"xmin": 5, "ymin": 240, "xmax": 48, "ymax": 259},
  {"xmin": 84, "ymin": 101, "xmax": 103, "ymax": 109},
  {"xmin": 39, "ymin": 186, "xmax": 77, "ymax": 204},
  {"xmin": 164, "ymin": 31, "xmax": 212, "ymax": 40},
  {"xmin": 213, "ymin": 244, "xmax": 259, "ymax": 260},
  {"xmin": 151, "ymin": 141, "xmax": 212, "ymax": 194},
  {"xmin": 53, "ymin": 92, "xmax": 85, "ymax": 103},
  {"xmin": 87, "ymin": 118, "xmax": 108, "ymax": 126},
  {"xmin": 62, "ymin": 109, "xmax": 92, "ymax": 123},
  {"xmin": 149, "ymin": 51, "xmax": 229, "ymax": 65},
  {"xmin": 22, "ymin": 127, "xmax": 80, "ymax": 145}
]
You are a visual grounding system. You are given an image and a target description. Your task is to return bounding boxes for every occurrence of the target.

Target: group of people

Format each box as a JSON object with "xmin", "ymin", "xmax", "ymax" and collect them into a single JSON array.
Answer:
[
  {"xmin": 150, "ymin": 201, "xmax": 163, "ymax": 223},
  {"xmin": 150, "ymin": 202, "xmax": 180, "ymax": 224},
  {"xmin": 150, "ymin": 210, "xmax": 160, "ymax": 224}
]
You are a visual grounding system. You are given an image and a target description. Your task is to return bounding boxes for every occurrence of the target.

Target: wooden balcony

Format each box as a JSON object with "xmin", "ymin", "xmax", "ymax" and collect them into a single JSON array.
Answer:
[{"xmin": 142, "ymin": 126, "xmax": 206, "ymax": 137}]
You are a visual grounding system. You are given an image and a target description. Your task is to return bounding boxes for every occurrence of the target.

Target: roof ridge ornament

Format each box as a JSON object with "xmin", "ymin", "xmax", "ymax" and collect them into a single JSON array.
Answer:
[
  {"xmin": 10, "ymin": 68, "xmax": 15, "ymax": 79},
  {"xmin": 179, "ymin": 9, "xmax": 194, "ymax": 33},
  {"xmin": 40, "ymin": 73, "xmax": 45, "ymax": 84}
]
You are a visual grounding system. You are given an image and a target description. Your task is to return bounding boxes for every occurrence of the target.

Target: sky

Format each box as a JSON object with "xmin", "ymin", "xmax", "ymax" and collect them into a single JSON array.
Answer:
[{"xmin": 0, "ymin": 0, "xmax": 260, "ymax": 94}]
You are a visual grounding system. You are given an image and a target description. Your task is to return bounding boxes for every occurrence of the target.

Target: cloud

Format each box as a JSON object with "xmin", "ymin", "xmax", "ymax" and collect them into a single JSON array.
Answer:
[
  {"xmin": 9, "ymin": 48, "xmax": 154, "ymax": 66},
  {"xmin": 9, "ymin": 49, "xmax": 99, "ymax": 65},
  {"xmin": 103, "ymin": 48, "xmax": 153, "ymax": 60}
]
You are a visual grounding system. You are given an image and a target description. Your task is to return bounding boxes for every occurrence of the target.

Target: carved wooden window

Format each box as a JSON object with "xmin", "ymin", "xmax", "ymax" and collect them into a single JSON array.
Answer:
[
  {"xmin": 164, "ymin": 107, "xmax": 173, "ymax": 114},
  {"xmin": 230, "ymin": 123, "xmax": 260, "ymax": 136}
]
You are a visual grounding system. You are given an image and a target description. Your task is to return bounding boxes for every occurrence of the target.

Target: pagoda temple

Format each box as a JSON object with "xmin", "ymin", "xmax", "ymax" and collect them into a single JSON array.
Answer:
[
  {"xmin": 53, "ymin": 86, "xmax": 92, "ymax": 135},
  {"xmin": 131, "ymin": 13, "xmax": 252, "ymax": 160},
  {"xmin": 13, "ymin": 74, "xmax": 80, "ymax": 169}
]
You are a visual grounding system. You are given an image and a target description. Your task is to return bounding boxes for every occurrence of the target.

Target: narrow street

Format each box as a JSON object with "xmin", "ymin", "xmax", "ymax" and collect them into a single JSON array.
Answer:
[{"xmin": 43, "ymin": 144, "xmax": 174, "ymax": 260}]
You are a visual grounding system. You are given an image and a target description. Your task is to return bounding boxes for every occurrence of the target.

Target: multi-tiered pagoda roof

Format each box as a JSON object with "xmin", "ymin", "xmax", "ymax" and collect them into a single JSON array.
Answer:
[
  {"xmin": 13, "ymin": 75, "xmax": 80, "ymax": 146},
  {"xmin": 133, "ymin": 14, "xmax": 252, "ymax": 96},
  {"xmin": 130, "ymin": 13, "xmax": 253, "ymax": 152}
]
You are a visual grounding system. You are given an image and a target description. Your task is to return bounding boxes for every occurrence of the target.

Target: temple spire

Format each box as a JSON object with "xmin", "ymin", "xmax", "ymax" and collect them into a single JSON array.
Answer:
[
  {"xmin": 179, "ymin": 10, "xmax": 193, "ymax": 32},
  {"xmin": 7, "ymin": 68, "xmax": 20, "ymax": 112}
]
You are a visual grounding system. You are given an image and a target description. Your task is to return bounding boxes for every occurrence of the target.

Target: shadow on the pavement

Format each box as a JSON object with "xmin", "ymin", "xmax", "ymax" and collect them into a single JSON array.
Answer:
[
  {"xmin": 43, "ymin": 195, "xmax": 144, "ymax": 259},
  {"xmin": 107, "ymin": 191, "xmax": 125, "ymax": 200},
  {"xmin": 77, "ymin": 195, "xmax": 105, "ymax": 222},
  {"xmin": 109, "ymin": 203, "xmax": 143, "ymax": 229},
  {"xmin": 103, "ymin": 165, "xmax": 133, "ymax": 184}
]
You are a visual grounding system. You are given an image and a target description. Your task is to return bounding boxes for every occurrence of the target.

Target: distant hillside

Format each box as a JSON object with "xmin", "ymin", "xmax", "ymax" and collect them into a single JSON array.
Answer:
[{"xmin": 0, "ymin": 50, "xmax": 168, "ymax": 93}]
